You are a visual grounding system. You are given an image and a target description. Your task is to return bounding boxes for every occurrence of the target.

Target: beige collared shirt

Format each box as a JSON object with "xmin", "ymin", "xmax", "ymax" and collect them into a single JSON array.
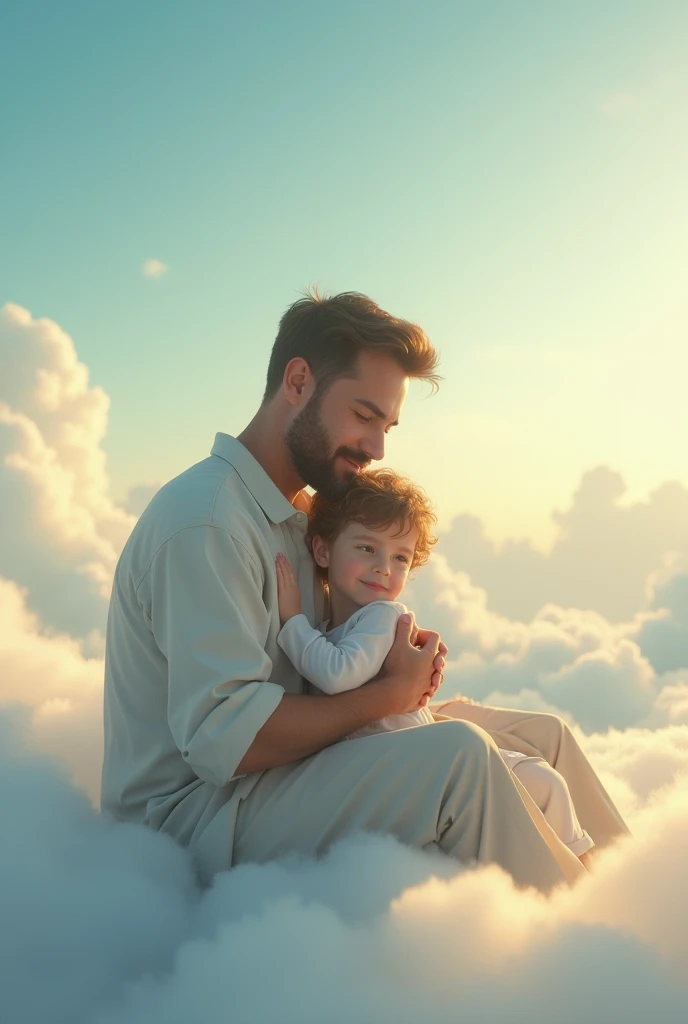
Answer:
[{"xmin": 101, "ymin": 433, "xmax": 323, "ymax": 870}]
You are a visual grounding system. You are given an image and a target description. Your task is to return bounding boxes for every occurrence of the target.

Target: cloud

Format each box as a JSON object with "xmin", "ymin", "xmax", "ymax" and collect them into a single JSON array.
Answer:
[
  {"xmin": 407, "ymin": 552, "xmax": 688, "ymax": 733},
  {"xmin": 0, "ymin": 574, "xmax": 104, "ymax": 803},
  {"xmin": 142, "ymin": 258, "xmax": 169, "ymax": 278},
  {"xmin": 649, "ymin": 676, "xmax": 688, "ymax": 726},
  {"xmin": 0, "ymin": 302, "xmax": 136, "ymax": 639},
  {"xmin": 0, "ymin": 707, "xmax": 195, "ymax": 1024},
  {"xmin": 1, "ymin": 709, "xmax": 688, "ymax": 1023},
  {"xmin": 625, "ymin": 558, "xmax": 688, "ymax": 674},
  {"xmin": 438, "ymin": 466, "xmax": 688, "ymax": 623}
]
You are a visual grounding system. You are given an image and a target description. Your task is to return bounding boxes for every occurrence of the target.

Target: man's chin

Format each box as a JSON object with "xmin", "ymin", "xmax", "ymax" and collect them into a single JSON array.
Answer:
[
  {"xmin": 313, "ymin": 463, "xmax": 358, "ymax": 499},
  {"xmin": 337, "ymin": 457, "xmax": 367, "ymax": 487}
]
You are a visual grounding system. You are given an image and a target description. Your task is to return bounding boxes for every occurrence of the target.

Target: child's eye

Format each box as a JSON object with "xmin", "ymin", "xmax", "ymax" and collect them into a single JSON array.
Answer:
[
  {"xmin": 395, "ymin": 555, "xmax": 409, "ymax": 564},
  {"xmin": 359, "ymin": 545, "xmax": 374, "ymax": 553}
]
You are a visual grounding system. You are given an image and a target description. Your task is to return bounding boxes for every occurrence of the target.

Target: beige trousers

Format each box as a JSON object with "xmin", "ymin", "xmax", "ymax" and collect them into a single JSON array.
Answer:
[
  {"xmin": 231, "ymin": 704, "xmax": 629, "ymax": 892},
  {"xmin": 433, "ymin": 701, "xmax": 630, "ymax": 851}
]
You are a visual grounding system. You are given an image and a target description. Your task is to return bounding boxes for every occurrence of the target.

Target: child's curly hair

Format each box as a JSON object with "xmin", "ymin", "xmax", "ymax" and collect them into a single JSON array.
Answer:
[{"xmin": 307, "ymin": 468, "xmax": 437, "ymax": 577}]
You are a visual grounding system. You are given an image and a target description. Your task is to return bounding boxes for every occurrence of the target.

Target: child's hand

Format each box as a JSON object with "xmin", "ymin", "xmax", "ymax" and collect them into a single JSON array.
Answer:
[{"xmin": 276, "ymin": 553, "xmax": 302, "ymax": 623}]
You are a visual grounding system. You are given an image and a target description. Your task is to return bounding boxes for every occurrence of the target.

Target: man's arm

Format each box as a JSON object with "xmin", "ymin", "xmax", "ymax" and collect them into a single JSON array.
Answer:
[
  {"xmin": 236, "ymin": 686, "xmax": 397, "ymax": 773},
  {"xmin": 148, "ymin": 524, "xmax": 285, "ymax": 787},
  {"xmin": 237, "ymin": 613, "xmax": 443, "ymax": 773}
]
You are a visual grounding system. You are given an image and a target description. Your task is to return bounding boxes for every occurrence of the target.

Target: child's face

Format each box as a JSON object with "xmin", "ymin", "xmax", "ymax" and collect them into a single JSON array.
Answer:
[{"xmin": 313, "ymin": 519, "xmax": 418, "ymax": 610}]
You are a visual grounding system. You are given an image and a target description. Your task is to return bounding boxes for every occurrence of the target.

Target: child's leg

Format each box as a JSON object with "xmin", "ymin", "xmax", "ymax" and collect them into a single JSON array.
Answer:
[
  {"xmin": 432, "ymin": 703, "xmax": 629, "ymax": 849},
  {"xmin": 511, "ymin": 757, "xmax": 595, "ymax": 859}
]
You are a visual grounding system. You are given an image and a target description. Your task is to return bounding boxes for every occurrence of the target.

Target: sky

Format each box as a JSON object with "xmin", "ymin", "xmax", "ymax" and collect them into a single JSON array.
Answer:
[
  {"xmin": 2, "ymin": 0, "xmax": 687, "ymax": 546},
  {"xmin": 2, "ymin": 3, "xmax": 688, "ymax": 1021}
]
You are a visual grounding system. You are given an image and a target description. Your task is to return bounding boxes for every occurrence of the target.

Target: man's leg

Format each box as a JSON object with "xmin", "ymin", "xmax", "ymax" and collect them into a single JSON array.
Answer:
[
  {"xmin": 232, "ymin": 720, "xmax": 583, "ymax": 892},
  {"xmin": 432, "ymin": 701, "xmax": 630, "ymax": 848}
]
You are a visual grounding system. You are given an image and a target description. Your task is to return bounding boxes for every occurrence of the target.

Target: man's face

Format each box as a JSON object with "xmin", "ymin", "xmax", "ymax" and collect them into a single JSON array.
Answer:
[{"xmin": 284, "ymin": 351, "xmax": 409, "ymax": 500}]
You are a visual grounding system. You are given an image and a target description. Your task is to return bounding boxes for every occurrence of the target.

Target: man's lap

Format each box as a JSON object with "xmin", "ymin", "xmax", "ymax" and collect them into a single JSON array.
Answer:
[
  {"xmin": 230, "ymin": 718, "xmax": 495, "ymax": 866},
  {"xmin": 189, "ymin": 706, "xmax": 595, "ymax": 884}
]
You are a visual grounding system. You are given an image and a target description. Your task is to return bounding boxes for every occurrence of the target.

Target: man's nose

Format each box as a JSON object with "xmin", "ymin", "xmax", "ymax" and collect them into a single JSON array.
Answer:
[{"xmin": 362, "ymin": 428, "xmax": 385, "ymax": 462}]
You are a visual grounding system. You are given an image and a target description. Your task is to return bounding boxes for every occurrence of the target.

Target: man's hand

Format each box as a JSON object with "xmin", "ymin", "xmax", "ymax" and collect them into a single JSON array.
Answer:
[
  {"xmin": 409, "ymin": 619, "xmax": 446, "ymax": 706},
  {"xmin": 372, "ymin": 613, "xmax": 444, "ymax": 715},
  {"xmin": 276, "ymin": 553, "xmax": 302, "ymax": 624},
  {"xmin": 236, "ymin": 612, "xmax": 446, "ymax": 775}
]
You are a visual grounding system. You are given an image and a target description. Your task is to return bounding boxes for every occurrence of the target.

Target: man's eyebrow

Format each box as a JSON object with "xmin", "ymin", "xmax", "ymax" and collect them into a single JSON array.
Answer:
[
  {"xmin": 354, "ymin": 399, "xmax": 399, "ymax": 427},
  {"xmin": 350, "ymin": 533, "xmax": 415, "ymax": 556}
]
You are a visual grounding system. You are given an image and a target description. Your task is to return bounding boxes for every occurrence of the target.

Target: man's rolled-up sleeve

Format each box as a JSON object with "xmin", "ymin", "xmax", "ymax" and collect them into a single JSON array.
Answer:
[{"xmin": 145, "ymin": 524, "xmax": 284, "ymax": 787}]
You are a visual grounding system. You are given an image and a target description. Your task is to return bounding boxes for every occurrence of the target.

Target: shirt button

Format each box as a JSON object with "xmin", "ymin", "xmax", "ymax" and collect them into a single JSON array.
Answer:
[
  {"xmin": 182, "ymin": 750, "xmax": 189, "ymax": 758},
  {"xmin": 296, "ymin": 512, "xmax": 307, "ymax": 524}
]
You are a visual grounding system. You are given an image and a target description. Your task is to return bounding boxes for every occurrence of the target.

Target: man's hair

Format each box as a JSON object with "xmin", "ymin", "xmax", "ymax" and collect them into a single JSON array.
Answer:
[
  {"xmin": 263, "ymin": 288, "xmax": 441, "ymax": 402},
  {"xmin": 307, "ymin": 467, "xmax": 437, "ymax": 577}
]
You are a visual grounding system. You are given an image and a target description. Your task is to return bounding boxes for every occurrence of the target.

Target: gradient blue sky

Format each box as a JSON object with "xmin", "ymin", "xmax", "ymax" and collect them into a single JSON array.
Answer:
[{"xmin": 2, "ymin": 0, "xmax": 686, "ymax": 544}]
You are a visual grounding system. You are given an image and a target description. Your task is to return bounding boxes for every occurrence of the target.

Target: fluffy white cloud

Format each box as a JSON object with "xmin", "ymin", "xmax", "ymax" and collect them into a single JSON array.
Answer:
[
  {"xmin": 0, "ymin": 575, "xmax": 104, "ymax": 803},
  {"xmin": 0, "ymin": 707, "xmax": 195, "ymax": 1024},
  {"xmin": 2, "ymin": 709, "xmax": 687, "ymax": 1024},
  {"xmin": 0, "ymin": 302, "xmax": 136, "ymax": 639},
  {"xmin": 142, "ymin": 258, "xmax": 169, "ymax": 278},
  {"xmin": 582, "ymin": 723, "xmax": 688, "ymax": 808},
  {"xmin": 625, "ymin": 558, "xmax": 688, "ymax": 674},
  {"xmin": 649, "ymin": 676, "xmax": 688, "ymax": 725},
  {"xmin": 438, "ymin": 466, "xmax": 688, "ymax": 623},
  {"xmin": 407, "ymin": 552, "xmax": 688, "ymax": 733}
]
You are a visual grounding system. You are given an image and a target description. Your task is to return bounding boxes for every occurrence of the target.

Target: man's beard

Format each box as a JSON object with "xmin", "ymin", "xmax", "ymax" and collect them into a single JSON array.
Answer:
[{"xmin": 284, "ymin": 395, "xmax": 369, "ymax": 501}]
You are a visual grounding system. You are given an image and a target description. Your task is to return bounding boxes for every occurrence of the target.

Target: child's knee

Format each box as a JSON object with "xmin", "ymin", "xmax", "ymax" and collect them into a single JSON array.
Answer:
[
  {"xmin": 514, "ymin": 758, "xmax": 567, "ymax": 807},
  {"xmin": 542, "ymin": 763, "xmax": 572, "ymax": 811}
]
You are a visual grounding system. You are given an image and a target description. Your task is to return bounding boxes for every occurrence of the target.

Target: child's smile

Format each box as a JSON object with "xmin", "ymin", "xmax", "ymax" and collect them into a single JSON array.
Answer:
[{"xmin": 313, "ymin": 519, "xmax": 418, "ymax": 626}]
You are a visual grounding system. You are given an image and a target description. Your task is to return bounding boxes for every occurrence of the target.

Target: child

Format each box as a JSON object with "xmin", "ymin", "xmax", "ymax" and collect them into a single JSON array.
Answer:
[{"xmin": 275, "ymin": 468, "xmax": 594, "ymax": 864}]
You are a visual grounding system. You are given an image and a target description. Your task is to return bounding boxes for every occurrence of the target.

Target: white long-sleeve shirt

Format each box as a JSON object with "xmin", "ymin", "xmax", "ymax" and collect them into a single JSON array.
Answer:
[{"xmin": 277, "ymin": 600, "xmax": 435, "ymax": 738}]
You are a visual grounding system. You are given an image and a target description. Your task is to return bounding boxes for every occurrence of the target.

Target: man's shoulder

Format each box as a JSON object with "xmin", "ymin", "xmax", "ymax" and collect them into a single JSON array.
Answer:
[
  {"xmin": 120, "ymin": 456, "xmax": 267, "ymax": 581},
  {"xmin": 137, "ymin": 456, "xmax": 240, "ymax": 536}
]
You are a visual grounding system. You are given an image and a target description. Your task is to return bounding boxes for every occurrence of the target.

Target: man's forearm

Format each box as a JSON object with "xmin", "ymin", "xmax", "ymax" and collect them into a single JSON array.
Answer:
[{"xmin": 235, "ymin": 683, "xmax": 394, "ymax": 774}]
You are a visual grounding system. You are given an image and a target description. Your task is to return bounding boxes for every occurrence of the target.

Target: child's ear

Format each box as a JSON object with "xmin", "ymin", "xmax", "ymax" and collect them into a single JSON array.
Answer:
[{"xmin": 311, "ymin": 535, "xmax": 330, "ymax": 568}]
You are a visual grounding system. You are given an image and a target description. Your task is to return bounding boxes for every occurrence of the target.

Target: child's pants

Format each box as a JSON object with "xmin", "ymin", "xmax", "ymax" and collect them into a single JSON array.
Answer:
[{"xmin": 507, "ymin": 753, "xmax": 594, "ymax": 857}]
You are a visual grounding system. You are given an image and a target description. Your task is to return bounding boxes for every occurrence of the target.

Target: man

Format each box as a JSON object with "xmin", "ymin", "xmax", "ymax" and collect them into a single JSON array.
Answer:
[{"xmin": 102, "ymin": 291, "xmax": 622, "ymax": 889}]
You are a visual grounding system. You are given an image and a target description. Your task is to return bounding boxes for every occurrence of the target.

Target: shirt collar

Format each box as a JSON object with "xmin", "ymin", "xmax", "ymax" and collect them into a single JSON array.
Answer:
[{"xmin": 211, "ymin": 432, "xmax": 303, "ymax": 525}]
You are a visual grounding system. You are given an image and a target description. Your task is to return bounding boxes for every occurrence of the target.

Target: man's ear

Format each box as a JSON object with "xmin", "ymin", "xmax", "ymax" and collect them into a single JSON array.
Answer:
[
  {"xmin": 310, "ymin": 535, "xmax": 330, "ymax": 568},
  {"xmin": 283, "ymin": 357, "xmax": 315, "ymax": 405}
]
